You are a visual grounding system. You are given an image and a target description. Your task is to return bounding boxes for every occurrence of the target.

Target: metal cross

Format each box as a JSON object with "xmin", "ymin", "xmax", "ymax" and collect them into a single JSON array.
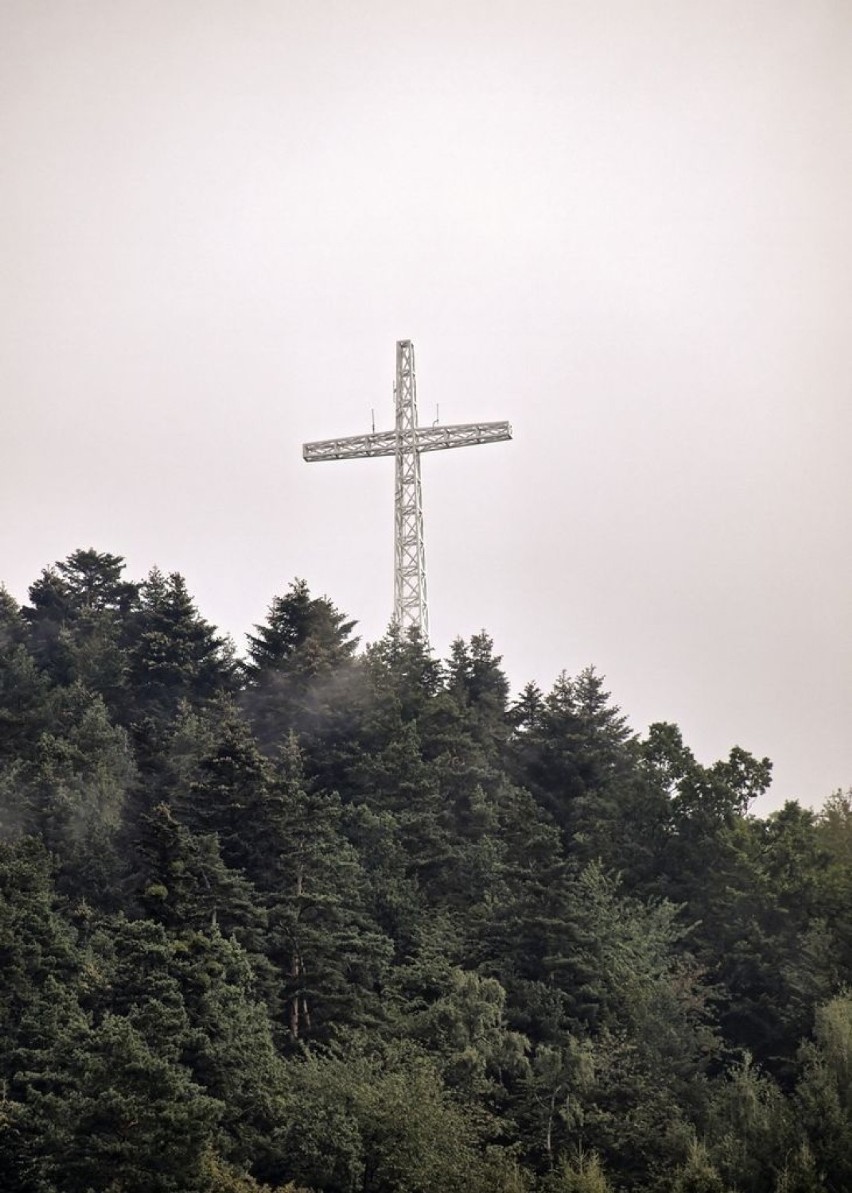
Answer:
[{"xmin": 302, "ymin": 340, "xmax": 512, "ymax": 644}]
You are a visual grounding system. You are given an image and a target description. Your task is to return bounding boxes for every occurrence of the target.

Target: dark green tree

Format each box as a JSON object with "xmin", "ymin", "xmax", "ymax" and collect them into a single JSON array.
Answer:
[
  {"xmin": 0, "ymin": 837, "xmax": 80, "ymax": 1076},
  {"xmin": 178, "ymin": 711, "xmax": 274, "ymax": 878},
  {"xmin": 511, "ymin": 668, "xmax": 643, "ymax": 870},
  {"xmin": 17, "ymin": 685, "xmax": 135, "ymax": 906},
  {"xmin": 243, "ymin": 580, "xmax": 361, "ymax": 760},
  {"xmin": 135, "ymin": 802, "xmax": 268, "ymax": 951},
  {"xmin": 23, "ymin": 549, "xmax": 139, "ymax": 703},
  {"xmin": 125, "ymin": 568, "xmax": 236, "ymax": 726},
  {"xmin": 0, "ymin": 590, "xmax": 53, "ymax": 771},
  {"xmin": 4, "ymin": 993, "xmax": 222, "ymax": 1193},
  {"xmin": 445, "ymin": 632, "xmax": 510, "ymax": 751},
  {"xmin": 262, "ymin": 739, "xmax": 392, "ymax": 1041}
]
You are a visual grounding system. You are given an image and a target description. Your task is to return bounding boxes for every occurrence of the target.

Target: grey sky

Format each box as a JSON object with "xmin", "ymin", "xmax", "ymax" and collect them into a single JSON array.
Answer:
[{"xmin": 1, "ymin": 1, "xmax": 850, "ymax": 814}]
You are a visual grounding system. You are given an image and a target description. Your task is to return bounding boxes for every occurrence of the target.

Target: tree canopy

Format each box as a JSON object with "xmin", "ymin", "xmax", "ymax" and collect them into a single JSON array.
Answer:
[{"xmin": 0, "ymin": 550, "xmax": 849, "ymax": 1192}]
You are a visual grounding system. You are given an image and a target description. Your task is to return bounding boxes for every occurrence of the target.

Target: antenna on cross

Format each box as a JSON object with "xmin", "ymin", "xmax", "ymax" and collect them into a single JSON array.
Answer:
[{"xmin": 302, "ymin": 340, "xmax": 512, "ymax": 644}]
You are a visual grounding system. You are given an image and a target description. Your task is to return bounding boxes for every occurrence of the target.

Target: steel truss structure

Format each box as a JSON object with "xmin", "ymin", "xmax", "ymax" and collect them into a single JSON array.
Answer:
[{"xmin": 302, "ymin": 340, "xmax": 512, "ymax": 643}]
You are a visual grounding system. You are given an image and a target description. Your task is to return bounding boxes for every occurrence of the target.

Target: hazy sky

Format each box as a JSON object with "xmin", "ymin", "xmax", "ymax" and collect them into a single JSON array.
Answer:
[{"xmin": 1, "ymin": 0, "xmax": 850, "ymax": 814}]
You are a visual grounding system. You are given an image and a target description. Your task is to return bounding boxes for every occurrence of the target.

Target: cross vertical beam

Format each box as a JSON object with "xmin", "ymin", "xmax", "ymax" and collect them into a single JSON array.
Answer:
[
  {"xmin": 302, "ymin": 340, "xmax": 512, "ymax": 643},
  {"xmin": 394, "ymin": 341, "xmax": 428, "ymax": 640}
]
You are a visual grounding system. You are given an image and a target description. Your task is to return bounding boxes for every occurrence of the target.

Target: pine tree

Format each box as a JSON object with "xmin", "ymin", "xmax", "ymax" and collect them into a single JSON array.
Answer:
[
  {"xmin": 19, "ymin": 685, "xmax": 135, "ymax": 906},
  {"xmin": 445, "ymin": 632, "xmax": 510, "ymax": 749},
  {"xmin": 0, "ymin": 838, "xmax": 80, "ymax": 1076},
  {"xmin": 243, "ymin": 580, "xmax": 361, "ymax": 758},
  {"xmin": 262, "ymin": 739, "xmax": 392, "ymax": 1041},
  {"xmin": 365, "ymin": 623, "xmax": 443, "ymax": 726},
  {"xmin": 0, "ymin": 591, "xmax": 53, "ymax": 788},
  {"xmin": 23, "ymin": 550, "xmax": 139, "ymax": 704},
  {"xmin": 179, "ymin": 712, "xmax": 274, "ymax": 878},
  {"xmin": 125, "ymin": 568, "xmax": 236, "ymax": 725},
  {"xmin": 135, "ymin": 802, "xmax": 267, "ymax": 950},
  {"xmin": 7, "ymin": 998, "xmax": 222, "ymax": 1193},
  {"xmin": 511, "ymin": 668, "xmax": 640, "ymax": 869}
]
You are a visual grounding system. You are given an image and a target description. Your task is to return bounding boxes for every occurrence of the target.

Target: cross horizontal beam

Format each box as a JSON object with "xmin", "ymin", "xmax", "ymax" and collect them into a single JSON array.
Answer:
[{"xmin": 303, "ymin": 420, "xmax": 513, "ymax": 462}]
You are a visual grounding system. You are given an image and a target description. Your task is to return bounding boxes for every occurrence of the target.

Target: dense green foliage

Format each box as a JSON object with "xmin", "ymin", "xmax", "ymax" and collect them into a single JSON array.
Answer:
[{"xmin": 1, "ymin": 549, "xmax": 850, "ymax": 1192}]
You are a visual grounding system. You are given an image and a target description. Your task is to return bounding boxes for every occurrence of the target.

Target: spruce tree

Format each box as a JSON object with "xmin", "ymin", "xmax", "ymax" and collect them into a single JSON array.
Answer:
[
  {"xmin": 243, "ymin": 580, "xmax": 361, "ymax": 759},
  {"xmin": 125, "ymin": 568, "xmax": 236, "ymax": 726}
]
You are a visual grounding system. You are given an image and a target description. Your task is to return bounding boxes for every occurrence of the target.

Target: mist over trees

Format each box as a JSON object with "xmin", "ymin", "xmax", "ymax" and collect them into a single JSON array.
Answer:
[{"xmin": 1, "ymin": 548, "xmax": 851, "ymax": 1192}]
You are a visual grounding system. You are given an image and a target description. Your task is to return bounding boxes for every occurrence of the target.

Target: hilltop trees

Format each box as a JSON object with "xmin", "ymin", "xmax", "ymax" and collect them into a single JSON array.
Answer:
[{"xmin": 0, "ymin": 549, "xmax": 850, "ymax": 1191}]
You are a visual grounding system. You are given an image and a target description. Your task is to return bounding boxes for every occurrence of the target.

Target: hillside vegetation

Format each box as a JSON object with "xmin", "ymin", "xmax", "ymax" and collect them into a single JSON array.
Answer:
[{"xmin": 1, "ymin": 549, "xmax": 850, "ymax": 1192}]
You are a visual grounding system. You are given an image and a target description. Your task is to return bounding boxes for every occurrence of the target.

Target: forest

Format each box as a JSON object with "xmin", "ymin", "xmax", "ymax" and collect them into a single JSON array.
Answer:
[{"xmin": 0, "ymin": 548, "xmax": 850, "ymax": 1193}]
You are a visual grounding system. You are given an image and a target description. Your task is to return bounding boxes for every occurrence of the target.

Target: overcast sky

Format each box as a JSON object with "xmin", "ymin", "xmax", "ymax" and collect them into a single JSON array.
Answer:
[{"xmin": 1, "ymin": 0, "xmax": 850, "ymax": 814}]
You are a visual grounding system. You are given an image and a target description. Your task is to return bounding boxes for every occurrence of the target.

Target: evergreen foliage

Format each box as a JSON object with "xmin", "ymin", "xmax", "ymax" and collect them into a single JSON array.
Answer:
[{"xmin": 0, "ymin": 550, "xmax": 849, "ymax": 1191}]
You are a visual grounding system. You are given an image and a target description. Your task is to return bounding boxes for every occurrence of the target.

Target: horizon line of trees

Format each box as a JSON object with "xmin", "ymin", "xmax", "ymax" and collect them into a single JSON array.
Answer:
[{"xmin": 1, "ymin": 547, "xmax": 851, "ymax": 1193}]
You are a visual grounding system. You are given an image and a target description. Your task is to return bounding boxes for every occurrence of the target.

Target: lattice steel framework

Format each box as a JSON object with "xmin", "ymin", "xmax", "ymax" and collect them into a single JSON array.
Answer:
[
  {"xmin": 393, "ymin": 341, "xmax": 428, "ymax": 635},
  {"xmin": 302, "ymin": 339, "xmax": 512, "ymax": 643}
]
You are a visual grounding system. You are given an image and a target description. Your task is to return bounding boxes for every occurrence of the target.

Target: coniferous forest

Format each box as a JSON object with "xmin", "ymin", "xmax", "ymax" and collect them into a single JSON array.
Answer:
[{"xmin": 2, "ymin": 549, "xmax": 851, "ymax": 1193}]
